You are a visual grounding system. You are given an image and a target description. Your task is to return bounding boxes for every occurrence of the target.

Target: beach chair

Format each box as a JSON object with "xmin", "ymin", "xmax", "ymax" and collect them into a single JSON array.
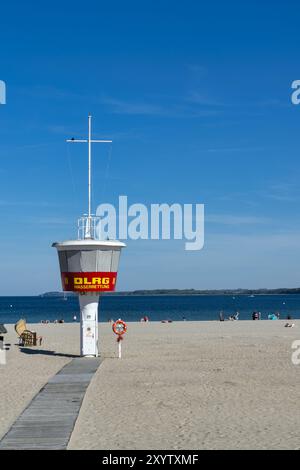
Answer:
[{"xmin": 15, "ymin": 319, "xmax": 42, "ymax": 347}]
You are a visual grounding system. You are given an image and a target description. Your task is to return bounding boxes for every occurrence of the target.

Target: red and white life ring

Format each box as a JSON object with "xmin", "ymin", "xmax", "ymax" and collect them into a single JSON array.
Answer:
[{"xmin": 112, "ymin": 319, "xmax": 127, "ymax": 336}]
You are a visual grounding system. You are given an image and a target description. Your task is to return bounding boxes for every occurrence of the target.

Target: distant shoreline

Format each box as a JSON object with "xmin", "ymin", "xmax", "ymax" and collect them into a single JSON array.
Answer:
[{"xmin": 38, "ymin": 288, "xmax": 300, "ymax": 298}]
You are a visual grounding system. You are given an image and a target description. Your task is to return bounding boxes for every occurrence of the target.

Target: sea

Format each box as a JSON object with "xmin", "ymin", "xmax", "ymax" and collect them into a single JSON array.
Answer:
[{"xmin": 0, "ymin": 294, "xmax": 299, "ymax": 324}]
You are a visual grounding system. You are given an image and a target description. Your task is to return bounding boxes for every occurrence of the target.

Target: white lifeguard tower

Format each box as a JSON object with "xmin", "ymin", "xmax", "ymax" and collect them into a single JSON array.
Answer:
[{"xmin": 52, "ymin": 115, "xmax": 125, "ymax": 357}]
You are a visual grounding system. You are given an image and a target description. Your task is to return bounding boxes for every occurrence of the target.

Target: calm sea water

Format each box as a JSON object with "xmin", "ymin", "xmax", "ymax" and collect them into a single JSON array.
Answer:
[{"xmin": 0, "ymin": 295, "xmax": 299, "ymax": 324}]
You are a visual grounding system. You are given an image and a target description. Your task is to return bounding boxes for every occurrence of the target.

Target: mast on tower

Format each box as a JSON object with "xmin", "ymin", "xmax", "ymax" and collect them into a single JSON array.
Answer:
[{"xmin": 66, "ymin": 115, "xmax": 112, "ymax": 239}]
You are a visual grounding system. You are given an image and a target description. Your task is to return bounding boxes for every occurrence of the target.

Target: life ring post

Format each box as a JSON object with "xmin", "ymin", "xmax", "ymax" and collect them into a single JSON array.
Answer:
[{"xmin": 112, "ymin": 319, "xmax": 127, "ymax": 359}]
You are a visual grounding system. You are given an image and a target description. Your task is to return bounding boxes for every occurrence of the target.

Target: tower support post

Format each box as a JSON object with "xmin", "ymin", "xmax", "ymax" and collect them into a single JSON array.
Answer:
[{"xmin": 79, "ymin": 293, "xmax": 99, "ymax": 356}]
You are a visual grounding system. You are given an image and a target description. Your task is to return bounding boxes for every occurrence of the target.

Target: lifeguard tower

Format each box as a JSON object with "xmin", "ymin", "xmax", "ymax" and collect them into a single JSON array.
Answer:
[{"xmin": 52, "ymin": 115, "xmax": 125, "ymax": 356}]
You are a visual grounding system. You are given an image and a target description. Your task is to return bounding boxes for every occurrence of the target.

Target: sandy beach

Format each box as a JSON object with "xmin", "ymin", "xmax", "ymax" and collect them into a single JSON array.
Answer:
[{"xmin": 1, "ymin": 320, "xmax": 300, "ymax": 450}]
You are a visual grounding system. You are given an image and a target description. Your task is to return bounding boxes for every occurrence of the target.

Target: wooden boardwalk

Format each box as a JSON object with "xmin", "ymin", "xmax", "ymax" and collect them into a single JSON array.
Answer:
[{"xmin": 0, "ymin": 357, "xmax": 102, "ymax": 450}]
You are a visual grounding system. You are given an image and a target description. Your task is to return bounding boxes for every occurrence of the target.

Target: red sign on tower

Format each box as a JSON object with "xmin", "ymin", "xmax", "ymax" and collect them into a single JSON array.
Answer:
[{"xmin": 61, "ymin": 272, "xmax": 117, "ymax": 292}]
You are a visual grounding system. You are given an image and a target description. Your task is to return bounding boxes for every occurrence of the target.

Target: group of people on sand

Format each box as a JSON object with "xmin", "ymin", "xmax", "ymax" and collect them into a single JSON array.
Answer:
[
  {"xmin": 40, "ymin": 319, "xmax": 64, "ymax": 324},
  {"xmin": 219, "ymin": 310, "xmax": 295, "ymax": 321},
  {"xmin": 108, "ymin": 315, "xmax": 151, "ymax": 323},
  {"xmin": 219, "ymin": 310, "xmax": 239, "ymax": 321}
]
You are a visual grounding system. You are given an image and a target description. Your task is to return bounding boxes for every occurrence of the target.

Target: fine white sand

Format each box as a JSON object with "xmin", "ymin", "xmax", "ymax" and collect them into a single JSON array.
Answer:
[{"xmin": 1, "ymin": 320, "xmax": 300, "ymax": 449}]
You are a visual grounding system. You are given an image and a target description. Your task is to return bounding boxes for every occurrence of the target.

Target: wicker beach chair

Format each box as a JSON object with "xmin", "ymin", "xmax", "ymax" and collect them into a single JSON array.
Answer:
[{"xmin": 15, "ymin": 319, "xmax": 42, "ymax": 347}]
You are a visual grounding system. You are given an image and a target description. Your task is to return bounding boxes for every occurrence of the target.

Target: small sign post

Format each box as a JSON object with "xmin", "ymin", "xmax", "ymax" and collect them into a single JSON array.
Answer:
[{"xmin": 112, "ymin": 319, "xmax": 127, "ymax": 359}]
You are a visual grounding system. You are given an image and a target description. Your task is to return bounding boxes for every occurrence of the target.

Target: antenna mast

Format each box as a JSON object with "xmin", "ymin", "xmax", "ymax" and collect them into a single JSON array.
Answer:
[{"xmin": 66, "ymin": 115, "xmax": 112, "ymax": 239}]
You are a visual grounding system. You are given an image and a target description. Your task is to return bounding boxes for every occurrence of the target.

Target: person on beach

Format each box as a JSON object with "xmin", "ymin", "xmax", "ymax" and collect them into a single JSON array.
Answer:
[
  {"xmin": 268, "ymin": 313, "xmax": 278, "ymax": 320},
  {"xmin": 219, "ymin": 311, "xmax": 224, "ymax": 321},
  {"xmin": 228, "ymin": 312, "xmax": 238, "ymax": 320}
]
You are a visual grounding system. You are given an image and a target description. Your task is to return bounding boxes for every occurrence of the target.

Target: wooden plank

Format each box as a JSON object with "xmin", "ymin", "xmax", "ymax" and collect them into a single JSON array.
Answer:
[{"xmin": 0, "ymin": 357, "xmax": 102, "ymax": 450}]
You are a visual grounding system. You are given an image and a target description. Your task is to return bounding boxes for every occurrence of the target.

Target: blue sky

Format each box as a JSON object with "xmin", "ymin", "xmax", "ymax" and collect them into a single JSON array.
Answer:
[{"xmin": 1, "ymin": 1, "xmax": 300, "ymax": 294}]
